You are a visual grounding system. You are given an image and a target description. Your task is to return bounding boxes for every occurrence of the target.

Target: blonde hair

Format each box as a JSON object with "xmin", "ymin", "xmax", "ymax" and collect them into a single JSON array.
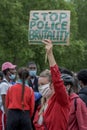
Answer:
[
  {"xmin": 39, "ymin": 69, "xmax": 52, "ymax": 115},
  {"xmin": 39, "ymin": 69, "xmax": 52, "ymax": 83},
  {"xmin": 39, "ymin": 98, "xmax": 46, "ymax": 115}
]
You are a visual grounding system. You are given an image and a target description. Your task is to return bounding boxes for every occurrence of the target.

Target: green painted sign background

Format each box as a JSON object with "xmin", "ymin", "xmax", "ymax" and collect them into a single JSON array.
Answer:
[{"xmin": 29, "ymin": 10, "xmax": 70, "ymax": 45}]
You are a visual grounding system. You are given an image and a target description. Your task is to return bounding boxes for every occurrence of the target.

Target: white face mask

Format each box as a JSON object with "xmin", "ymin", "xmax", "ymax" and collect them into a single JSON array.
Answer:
[{"xmin": 38, "ymin": 83, "xmax": 52, "ymax": 98}]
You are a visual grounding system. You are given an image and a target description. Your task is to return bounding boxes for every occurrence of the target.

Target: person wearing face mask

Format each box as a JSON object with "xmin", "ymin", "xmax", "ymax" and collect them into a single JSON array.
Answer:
[
  {"xmin": 33, "ymin": 39, "xmax": 70, "ymax": 130},
  {"xmin": 27, "ymin": 61, "xmax": 42, "ymax": 130},
  {"xmin": 27, "ymin": 61, "xmax": 42, "ymax": 102},
  {"xmin": 9, "ymin": 69, "xmax": 17, "ymax": 85},
  {"xmin": 0, "ymin": 62, "xmax": 16, "ymax": 130},
  {"xmin": 27, "ymin": 61, "xmax": 38, "ymax": 92}
]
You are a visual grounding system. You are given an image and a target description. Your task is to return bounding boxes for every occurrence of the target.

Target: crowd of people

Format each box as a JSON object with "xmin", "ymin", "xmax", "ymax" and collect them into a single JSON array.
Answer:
[{"xmin": 0, "ymin": 39, "xmax": 87, "ymax": 130}]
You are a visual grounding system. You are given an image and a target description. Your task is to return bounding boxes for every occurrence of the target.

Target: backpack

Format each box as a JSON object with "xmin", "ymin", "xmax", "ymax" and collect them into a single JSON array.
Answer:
[{"xmin": 74, "ymin": 93, "xmax": 87, "ymax": 111}]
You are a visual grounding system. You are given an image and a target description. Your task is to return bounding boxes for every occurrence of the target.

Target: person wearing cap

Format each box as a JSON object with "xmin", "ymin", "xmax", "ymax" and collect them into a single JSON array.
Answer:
[{"xmin": 0, "ymin": 62, "xmax": 16, "ymax": 130}]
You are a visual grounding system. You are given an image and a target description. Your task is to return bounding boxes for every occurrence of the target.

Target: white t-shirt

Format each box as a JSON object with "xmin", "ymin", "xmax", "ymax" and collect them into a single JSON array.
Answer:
[{"xmin": 0, "ymin": 78, "xmax": 12, "ymax": 112}]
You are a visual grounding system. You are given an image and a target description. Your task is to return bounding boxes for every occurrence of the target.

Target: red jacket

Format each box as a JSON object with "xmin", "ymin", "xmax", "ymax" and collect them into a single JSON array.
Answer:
[
  {"xmin": 68, "ymin": 93, "xmax": 87, "ymax": 130},
  {"xmin": 6, "ymin": 83, "xmax": 35, "ymax": 117},
  {"xmin": 33, "ymin": 64, "xmax": 70, "ymax": 130}
]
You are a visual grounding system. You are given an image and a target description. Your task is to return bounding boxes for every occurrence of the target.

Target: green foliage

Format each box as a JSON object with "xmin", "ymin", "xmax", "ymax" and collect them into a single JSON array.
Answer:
[
  {"xmin": 0, "ymin": 0, "xmax": 87, "ymax": 72},
  {"xmin": 72, "ymin": 0, "xmax": 87, "ymax": 40},
  {"xmin": 54, "ymin": 40, "xmax": 85, "ymax": 71}
]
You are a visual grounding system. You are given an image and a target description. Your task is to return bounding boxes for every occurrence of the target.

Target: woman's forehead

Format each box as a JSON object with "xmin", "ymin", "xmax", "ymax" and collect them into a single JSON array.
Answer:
[{"xmin": 38, "ymin": 77, "xmax": 49, "ymax": 83}]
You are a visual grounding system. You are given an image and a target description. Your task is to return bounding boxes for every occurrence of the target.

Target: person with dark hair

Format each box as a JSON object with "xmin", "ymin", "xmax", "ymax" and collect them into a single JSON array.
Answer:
[
  {"xmin": 27, "ymin": 61, "xmax": 38, "ymax": 92},
  {"xmin": 77, "ymin": 69, "xmax": 87, "ymax": 87},
  {"xmin": 61, "ymin": 73, "xmax": 78, "ymax": 130},
  {"xmin": 33, "ymin": 39, "xmax": 70, "ymax": 130},
  {"xmin": 61, "ymin": 73, "xmax": 75, "ymax": 94},
  {"xmin": 62, "ymin": 69, "xmax": 87, "ymax": 130},
  {"xmin": 0, "ymin": 62, "xmax": 16, "ymax": 130},
  {"xmin": 5, "ymin": 67, "xmax": 35, "ymax": 130},
  {"xmin": 75, "ymin": 69, "xmax": 87, "ymax": 129},
  {"xmin": 60, "ymin": 68, "xmax": 79, "ymax": 93},
  {"xmin": 27, "ymin": 61, "xmax": 41, "ymax": 130},
  {"xmin": 60, "ymin": 67, "xmax": 73, "ymax": 76},
  {"xmin": 27, "ymin": 61, "xmax": 41, "ymax": 101}
]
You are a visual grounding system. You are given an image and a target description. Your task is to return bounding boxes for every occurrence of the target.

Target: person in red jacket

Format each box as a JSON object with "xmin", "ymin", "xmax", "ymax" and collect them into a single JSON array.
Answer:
[
  {"xmin": 33, "ymin": 39, "xmax": 70, "ymax": 130},
  {"xmin": 61, "ymin": 73, "xmax": 79, "ymax": 130},
  {"xmin": 6, "ymin": 67, "xmax": 35, "ymax": 130},
  {"xmin": 61, "ymin": 70, "xmax": 87, "ymax": 130}
]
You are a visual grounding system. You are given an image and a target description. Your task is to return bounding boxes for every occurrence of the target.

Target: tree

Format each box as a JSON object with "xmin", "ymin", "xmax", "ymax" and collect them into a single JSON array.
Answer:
[
  {"xmin": 71, "ymin": 0, "xmax": 87, "ymax": 40},
  {"xmin": 0, "ymin": 0, "xmax": 86, "ymax": 72}
]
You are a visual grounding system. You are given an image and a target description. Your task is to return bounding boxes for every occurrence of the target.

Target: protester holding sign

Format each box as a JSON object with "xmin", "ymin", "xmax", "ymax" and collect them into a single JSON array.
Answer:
[{"xmin": 33, "ymin": 39, "xmax": 70, "ymax": 130}]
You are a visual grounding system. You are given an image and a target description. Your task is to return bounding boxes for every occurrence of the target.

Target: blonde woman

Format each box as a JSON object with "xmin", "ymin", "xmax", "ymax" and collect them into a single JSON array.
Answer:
[{"xmin": 33, "ymin": 39, "xmax": 70, "ymax": 130}]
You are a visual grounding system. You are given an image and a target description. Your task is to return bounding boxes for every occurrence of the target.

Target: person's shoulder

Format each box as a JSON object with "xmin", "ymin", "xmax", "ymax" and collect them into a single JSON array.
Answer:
[
  {"xmin": 26, "ymin": 85, "xmax": 33, "ymax": 91},
  {"xmin": 0, "ymin": 80, "xmax": 8, "ymax": 87},
  {"xmin": 0, "ymin": 81, "xmax": 9, "ymax": 94},
  {"xmin": 70, "ymin": 93, "xmax": 79, "ymax": 100},
  {"xmin": 25, "ymin": 86, "xmax": 34, "ymax": 97},
  {"xmin": 8, "ymin": 83, "xmax": 21, "ymax": 91},
  {"xmin": 75, "ymin": 96, "xmax": 84, "ymax": 106}
]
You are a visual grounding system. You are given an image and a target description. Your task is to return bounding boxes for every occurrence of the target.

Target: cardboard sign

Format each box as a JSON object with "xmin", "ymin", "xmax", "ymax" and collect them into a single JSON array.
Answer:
[{"xmin": 29, "ymin": 10, "xmax": 70, "ymax": 45}]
